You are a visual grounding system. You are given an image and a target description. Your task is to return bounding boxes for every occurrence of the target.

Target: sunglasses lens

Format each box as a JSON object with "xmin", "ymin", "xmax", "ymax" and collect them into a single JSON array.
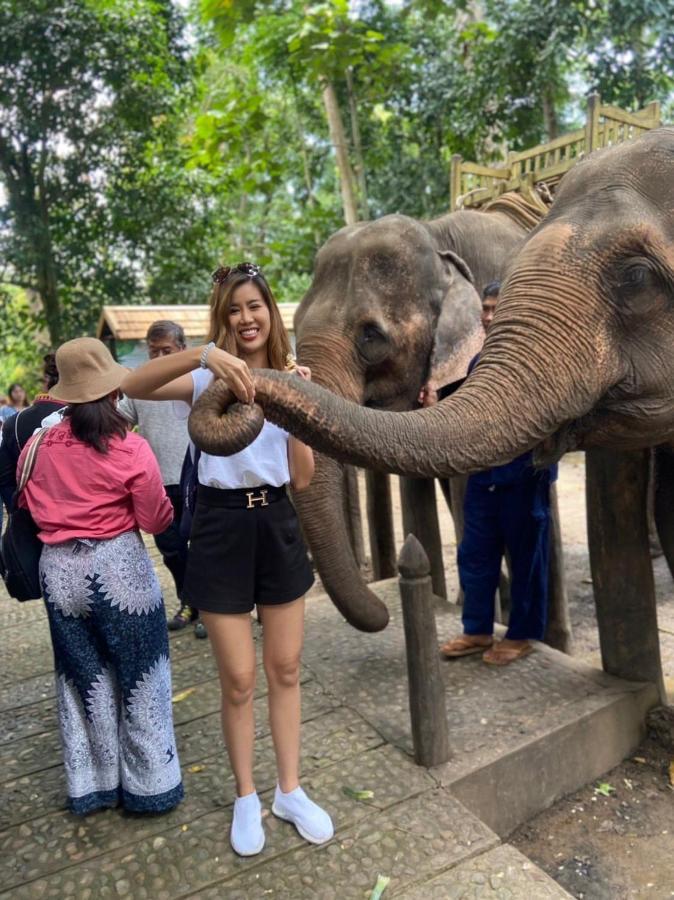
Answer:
[{"xmin": 236, "ymin": 262, "xmax": 258, "ymax": 276}]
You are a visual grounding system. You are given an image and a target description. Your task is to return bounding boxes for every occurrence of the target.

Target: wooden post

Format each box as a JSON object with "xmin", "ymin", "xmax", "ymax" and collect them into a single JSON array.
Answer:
[
  {"xmin": 544, "ymin": 484, "xmax": 573, "ymax": 654},
  {"xmin": 653, "ymin": 445, "xmax": 674, "ymax": 581},
  {"xmin": 400, "ymin": 476, "xmax": 447, "ymax": 602},
  {"xmin": 585, "ymin": 92, "xmax": 601, "ymax": 154},
  {"xmin": 450, "ymin": 154, "xmax": 463, "ymax": 210},
  {"xmin": 343, "ymin": 465, "xmax": 366, "ymax": 570},
  {"xmin": 398, "ymin": 533, "xmax": 451, "ymax": 767},
  {"xmin": 586, "ymin": 448, "xmax": 665, "ymax": 700},
  {"xmin": 644, "ymin": 100, "xmax": 661, "ymax": 125},
  {"xmin": 365, "ymin": 470, "xmax": 396, "ymax": 580}
]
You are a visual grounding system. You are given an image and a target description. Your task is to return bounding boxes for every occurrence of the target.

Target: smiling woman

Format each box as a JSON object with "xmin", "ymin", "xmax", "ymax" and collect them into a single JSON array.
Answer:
[{"xmin": 120, "ymin": 263, "xmax": 333, "ymax": 858}]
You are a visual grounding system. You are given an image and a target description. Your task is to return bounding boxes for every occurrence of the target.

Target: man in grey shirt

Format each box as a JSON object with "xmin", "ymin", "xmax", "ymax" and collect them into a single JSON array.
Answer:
[{"xmin": 119, "ymin": 320, "xmax": 205, "ymax": 638}]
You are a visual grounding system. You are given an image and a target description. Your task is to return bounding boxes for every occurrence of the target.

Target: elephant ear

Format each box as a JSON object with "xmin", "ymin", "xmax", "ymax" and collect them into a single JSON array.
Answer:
[{"xmin": 427, "ymin": 250, "xmax": 484, "ymax": 392}]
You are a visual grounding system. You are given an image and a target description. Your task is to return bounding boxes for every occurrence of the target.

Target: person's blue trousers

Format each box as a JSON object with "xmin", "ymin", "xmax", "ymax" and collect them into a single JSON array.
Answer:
[{"xmin": 458, "ymin": 474, "xmax": 551, "ymax": 641}]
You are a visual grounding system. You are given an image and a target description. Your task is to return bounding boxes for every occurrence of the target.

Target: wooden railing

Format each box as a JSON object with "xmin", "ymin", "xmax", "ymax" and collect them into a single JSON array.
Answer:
[{"xmin": 450, "ymin": 94, "xmax": 661, "ymax": 211}]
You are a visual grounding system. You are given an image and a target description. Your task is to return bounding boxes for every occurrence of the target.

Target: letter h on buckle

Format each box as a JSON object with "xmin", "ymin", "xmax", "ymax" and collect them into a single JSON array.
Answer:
[{"xmin": 246, "ymin": 489, "xmax": 269, "ymax": 509}]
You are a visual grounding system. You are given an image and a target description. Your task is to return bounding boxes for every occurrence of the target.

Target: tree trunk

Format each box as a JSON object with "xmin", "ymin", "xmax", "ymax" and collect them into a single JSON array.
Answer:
[
  {"xmin": 345, "ymin": 67, "xmax": 369, "ymax": 221},
  {"xmin": 542, "ymin": 84, "xmax": 559, "ymax": 141},
  {"xmin": 586, "ymin": 448, "xmax": 665, "ymax": 700},
  {"xmin": 321, "ymin": 79, "xmax": 359, "ymax": 227}
]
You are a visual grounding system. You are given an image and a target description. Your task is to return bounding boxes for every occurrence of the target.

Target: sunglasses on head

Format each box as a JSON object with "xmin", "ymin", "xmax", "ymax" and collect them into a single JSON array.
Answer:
[{"xmin": 211, "ymin": 262, "xmax": 262, "ymax": 284}]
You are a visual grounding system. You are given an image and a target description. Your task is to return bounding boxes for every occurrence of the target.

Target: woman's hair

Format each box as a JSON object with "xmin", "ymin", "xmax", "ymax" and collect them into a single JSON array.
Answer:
[
  {"xmin": 66, "ymin": 395, "xmax": 128, "ymax": 454},
  {"xmin": 207, "ymin": 269, "xmax": 292, "ymax": 372},
  {"xmin": 43, "ymin": 353, "xmax": 59, "ymax": 391},
  {"xmin": 8, "ymin": 383, "xmax": 28, "ymax": 407}
]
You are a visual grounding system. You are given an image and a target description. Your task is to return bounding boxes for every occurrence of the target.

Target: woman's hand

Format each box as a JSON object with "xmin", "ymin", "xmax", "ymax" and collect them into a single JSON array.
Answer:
[
  {"xmin": 206, "ymin": 347, "xmax": 255, "ymax": 404},
  {"xmin": 295, "ymin": 365, "xmax": 311, "ymax": 382}
]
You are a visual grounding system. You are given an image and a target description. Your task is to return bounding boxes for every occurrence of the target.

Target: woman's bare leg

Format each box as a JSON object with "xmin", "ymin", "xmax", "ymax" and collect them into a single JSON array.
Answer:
[
  {"xmin": 201, "ymin": 610, "xmax": 257, "ymax": 796},
  {"xmin": 260, "ymin": 597, "xmax": 305, "ymax": 793}
]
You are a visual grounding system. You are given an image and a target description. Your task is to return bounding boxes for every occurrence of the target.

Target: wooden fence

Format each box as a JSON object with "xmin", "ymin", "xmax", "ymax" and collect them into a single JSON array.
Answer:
[{"xmin": 450, "ymin": 94, "xmax": 661, "ymax": 211}]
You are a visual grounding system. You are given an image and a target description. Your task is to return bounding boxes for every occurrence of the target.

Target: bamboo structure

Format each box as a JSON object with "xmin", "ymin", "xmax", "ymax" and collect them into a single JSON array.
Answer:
[{"xmin": 450, "ymin": 94, "xmax": 661, "ymax": 211}]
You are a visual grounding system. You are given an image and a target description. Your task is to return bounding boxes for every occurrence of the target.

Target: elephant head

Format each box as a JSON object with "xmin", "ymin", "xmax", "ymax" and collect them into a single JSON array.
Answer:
[
  {"xmin": 189, "ymin": 127, "xmax": 674, "ymax": 630},
  {"xmin": 289, "ymin": 214, "xmax": 484, "ymax": 631}
]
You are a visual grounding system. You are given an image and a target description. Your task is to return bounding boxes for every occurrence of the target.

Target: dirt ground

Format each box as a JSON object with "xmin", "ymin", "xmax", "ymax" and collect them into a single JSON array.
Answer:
[{"xmin": 361, "ymin": 453, "xmax": 674, "ymax": 899}]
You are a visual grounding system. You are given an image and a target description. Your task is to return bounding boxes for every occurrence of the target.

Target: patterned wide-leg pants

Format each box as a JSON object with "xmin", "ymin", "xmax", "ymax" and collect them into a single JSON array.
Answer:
[{"xmin": 40, "ymin": 531, "xmax": 183, "ymax": 815}]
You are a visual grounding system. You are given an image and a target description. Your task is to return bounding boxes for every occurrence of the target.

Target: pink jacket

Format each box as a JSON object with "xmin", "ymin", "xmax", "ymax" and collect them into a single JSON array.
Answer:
[{"xmin": 18, "ymin": 421, "xmax": 173, "ymax": 544}]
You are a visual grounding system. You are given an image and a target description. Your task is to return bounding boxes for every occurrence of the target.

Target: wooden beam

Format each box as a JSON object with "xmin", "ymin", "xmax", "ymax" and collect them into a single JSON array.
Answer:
[
  {"xmin": 398, "ymin": 534, "xmax": 451, "ymax": 766},
  {"xmin": 599, "ymin": 104, "xmax": 662, "ymax": 129}
]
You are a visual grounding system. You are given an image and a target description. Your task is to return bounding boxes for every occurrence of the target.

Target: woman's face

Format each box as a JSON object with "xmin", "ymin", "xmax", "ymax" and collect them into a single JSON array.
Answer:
[
  {"xmin": 10, "ymin": 385, "xmax": 26, "ymax": 405},
  {"xmin": 228, "ymin": 282, "xmax": 271, "ymax": 358}
]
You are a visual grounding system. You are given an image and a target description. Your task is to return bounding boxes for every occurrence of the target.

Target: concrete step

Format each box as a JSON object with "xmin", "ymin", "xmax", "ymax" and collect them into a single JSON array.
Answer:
[
  {"xmin": 302, "ymin": 578, "xmax": 658, "ymax": 837},
  {"xmin": 399, "ymin": 843, "xmax": 574, "ymax": 899}
]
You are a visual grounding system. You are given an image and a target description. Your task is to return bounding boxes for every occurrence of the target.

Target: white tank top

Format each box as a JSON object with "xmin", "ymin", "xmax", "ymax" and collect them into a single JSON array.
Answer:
[{"xmin": 174, "ymin": 368, "xmax": 290, "ymax": 490}]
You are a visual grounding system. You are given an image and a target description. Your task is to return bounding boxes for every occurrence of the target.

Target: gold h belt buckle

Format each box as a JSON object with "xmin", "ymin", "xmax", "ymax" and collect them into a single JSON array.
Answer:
[{"xmin": 246, "ymin": 489, "xmax": 269, "ymax": 509}]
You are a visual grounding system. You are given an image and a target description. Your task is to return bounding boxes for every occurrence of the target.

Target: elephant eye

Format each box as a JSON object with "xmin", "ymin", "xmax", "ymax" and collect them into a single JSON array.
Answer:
[
  {"xmin": 620, "ymin": 263, "xmax": 650, "ymax": 290},
  {"xmin": 356, "ymin": 321, "xmax": 391, "ymax": 365}
]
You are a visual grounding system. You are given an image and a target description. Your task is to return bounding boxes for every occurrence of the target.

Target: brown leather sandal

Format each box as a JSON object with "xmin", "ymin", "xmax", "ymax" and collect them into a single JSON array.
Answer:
[
  {"xmin": 482, "ymin": 642, "xmax": 533, "ymax": 666},
  {"xmin": 440, "ymin": 636, "xmax": 493, "ymax": 658}
]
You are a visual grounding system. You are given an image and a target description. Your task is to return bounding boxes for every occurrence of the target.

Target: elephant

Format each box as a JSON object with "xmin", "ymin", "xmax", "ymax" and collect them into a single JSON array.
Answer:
[
  {"xmin": 189, "ymin": 126, "xmax": 674, "ymax": 665},
  {"xmin": 290, "ymin": 206, "xmax": 529, "ymax": 631}
]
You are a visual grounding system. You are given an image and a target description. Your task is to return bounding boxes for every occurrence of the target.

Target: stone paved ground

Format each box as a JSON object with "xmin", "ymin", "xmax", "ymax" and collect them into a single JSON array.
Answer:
[{"xmin": 2, "ymin": 454, "xmax": 673, "ymax": 898}]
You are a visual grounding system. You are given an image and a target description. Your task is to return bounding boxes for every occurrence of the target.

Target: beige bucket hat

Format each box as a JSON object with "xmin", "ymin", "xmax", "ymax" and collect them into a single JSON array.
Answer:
[{"xmin": 51, "ymin": 338, "xmax": 128, "ymax": 404}]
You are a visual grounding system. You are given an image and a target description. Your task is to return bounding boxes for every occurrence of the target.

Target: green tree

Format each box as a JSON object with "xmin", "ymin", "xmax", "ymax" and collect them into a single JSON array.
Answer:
[{"xmin": 0, "ymin": 0, "xmax": 191, "ymax": 344}]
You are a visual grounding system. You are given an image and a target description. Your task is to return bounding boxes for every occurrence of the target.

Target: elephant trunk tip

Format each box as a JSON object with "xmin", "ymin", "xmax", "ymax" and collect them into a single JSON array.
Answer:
[
  {"xmin": 189, "ymin": 379, "xmax": 265, "ymax": 456},
  {"xmin": 343, "ymin": 605, "xmax": 390, "ymax": 632}
]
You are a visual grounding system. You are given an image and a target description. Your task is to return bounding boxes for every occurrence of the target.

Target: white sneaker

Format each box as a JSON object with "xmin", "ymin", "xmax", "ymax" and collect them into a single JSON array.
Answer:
[
  {"xmin": 230, "ymin": 791, "xmax": 265, "ymax": 856},
  {"xmin": 272, "ymin": 785, "xmax": 334, "ymax": 844}
]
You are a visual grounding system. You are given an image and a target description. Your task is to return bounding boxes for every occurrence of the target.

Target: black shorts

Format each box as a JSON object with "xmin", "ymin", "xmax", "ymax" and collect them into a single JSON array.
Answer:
[{"xmin": 183, "ymin": 484, "xmax": 314, "ymax": 615}]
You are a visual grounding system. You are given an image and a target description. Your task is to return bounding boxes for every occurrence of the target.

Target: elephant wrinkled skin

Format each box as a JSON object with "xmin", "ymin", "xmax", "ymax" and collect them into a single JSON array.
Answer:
[
  {"xmin": 288, "ymin": 209, "xmax": 528, "ymax": 630},
  {"xmin": 189, "ymin": 127, "xmax": 674, "ymax": 631}
]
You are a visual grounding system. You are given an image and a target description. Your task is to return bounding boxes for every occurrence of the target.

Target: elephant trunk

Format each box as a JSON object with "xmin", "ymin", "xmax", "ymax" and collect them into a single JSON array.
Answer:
[
  {"xmin": 292, "ymin": 337, "xmax": 390, "ymax": 632},
  {"xmin": 189, "ymin": 230, "xmax": 623, "ymax": 479}
]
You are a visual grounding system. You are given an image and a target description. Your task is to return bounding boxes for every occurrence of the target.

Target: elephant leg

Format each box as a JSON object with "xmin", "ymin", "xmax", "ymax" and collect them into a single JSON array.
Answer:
[
  {"xmin": 365, "ymin": 469, "xmax": 396, "ymax": 580},
  {"xmin": 586, "ymin": 448, "xmax": 665, "ymax": 700},
  {"xmin": 652, "ymin": 447, "xmax": 674, "ymax": 574},
  {"xmin": 400, "ymin": 476, "xmax": 447, "ymax": 603},
  {"xmin": 543, "ymin": 483, "xmax": 572, "ymax": 653},
  {"xmin": 343, "ymin": 465, "xmax": 366, "ymax": 571}
]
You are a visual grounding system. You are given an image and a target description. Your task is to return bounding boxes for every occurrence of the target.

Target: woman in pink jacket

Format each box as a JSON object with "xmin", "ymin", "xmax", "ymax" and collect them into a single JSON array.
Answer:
[{"xmin": 18, "ymin": 338, "xmax": 183, "ymax": 816}]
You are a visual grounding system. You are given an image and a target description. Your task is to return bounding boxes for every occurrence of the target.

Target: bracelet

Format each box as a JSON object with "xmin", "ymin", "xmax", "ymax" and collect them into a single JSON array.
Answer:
[{"xmin": 200, "ymin": 341, "xmax": 215, "ymax": 369}]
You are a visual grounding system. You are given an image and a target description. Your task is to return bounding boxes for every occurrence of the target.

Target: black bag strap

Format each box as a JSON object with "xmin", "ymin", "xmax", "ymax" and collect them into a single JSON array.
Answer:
[{"xmin": 17, "ymin": 428, "xmax": 49, "ymax": 494}]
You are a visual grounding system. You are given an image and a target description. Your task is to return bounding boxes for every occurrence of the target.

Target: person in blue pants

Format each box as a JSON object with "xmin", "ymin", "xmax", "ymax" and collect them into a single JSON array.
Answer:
[{"xmin": 435, "ymin": 281, "xmax": 557, "ymax": 665}]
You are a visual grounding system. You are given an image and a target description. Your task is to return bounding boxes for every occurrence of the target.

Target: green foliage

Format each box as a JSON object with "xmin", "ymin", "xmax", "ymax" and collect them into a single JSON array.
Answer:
[
  {"xmin": 0, "ymin": 0, "xmax": 672, "ymax": 355},
  {"xmin": 0, "ymin": 0, "xmax": 194, "ymax": 341},
  {"xmin": 0, "ymin": 287, "xmax": 46, "ymax": 396}
]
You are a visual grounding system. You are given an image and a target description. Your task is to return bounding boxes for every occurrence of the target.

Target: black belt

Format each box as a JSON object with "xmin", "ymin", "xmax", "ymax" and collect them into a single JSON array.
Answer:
[{"xmin": 196, "ymin": 483, "xmax": 287, "ymax": 509}]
